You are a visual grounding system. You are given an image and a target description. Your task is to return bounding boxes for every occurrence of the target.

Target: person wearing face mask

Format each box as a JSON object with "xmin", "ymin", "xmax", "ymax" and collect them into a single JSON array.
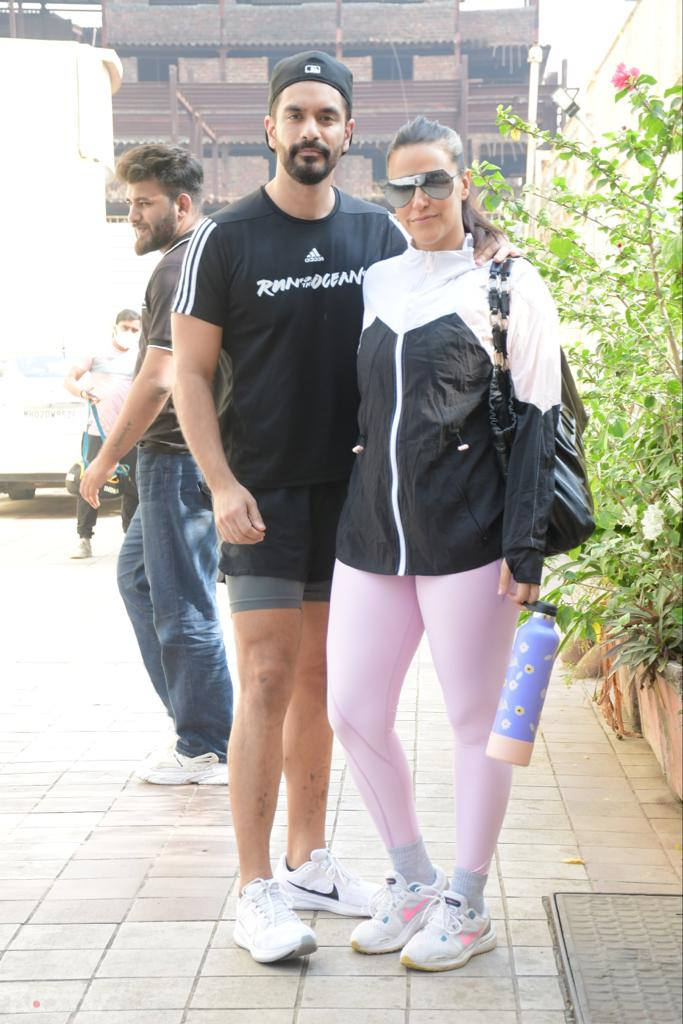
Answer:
[
  {"xmin": 64, "ymin": 308, "xmax": 141, "ymax": 558},
  {"xmin": 79, "ymin": 145, "xmax": 234, "ymax": 787},
  {"xmin": 326, "ymin": 116, "xmax": 561, "ymax": 973}
]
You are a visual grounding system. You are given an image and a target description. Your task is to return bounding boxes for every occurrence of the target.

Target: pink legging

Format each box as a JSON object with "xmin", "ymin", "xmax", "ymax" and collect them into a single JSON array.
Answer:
[{"xmin": 327, "ymin": 559, "xmax": 520, "ymax": 874}]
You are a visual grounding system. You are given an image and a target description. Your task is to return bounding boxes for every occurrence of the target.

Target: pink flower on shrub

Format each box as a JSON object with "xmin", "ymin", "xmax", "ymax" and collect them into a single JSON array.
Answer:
[{"xmin": 611, "ymin": 62, "xmax": 640, "ymax": 90}]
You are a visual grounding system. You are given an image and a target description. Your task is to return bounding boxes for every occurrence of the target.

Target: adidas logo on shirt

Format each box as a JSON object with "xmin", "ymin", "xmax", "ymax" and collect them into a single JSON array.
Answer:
[{"xmin": 305, "ymin": 248, "xmax": 325, "ymax": 263}]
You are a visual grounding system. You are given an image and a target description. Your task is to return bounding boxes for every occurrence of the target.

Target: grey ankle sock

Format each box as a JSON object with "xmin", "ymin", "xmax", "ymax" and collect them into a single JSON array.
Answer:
[
  {"xmin": 388, "ymin": 837, "xmax": 436, "ymax": 886},
  {"xmin": 451, "ymin": 867, "xmax": 487, "ymax": 914}
]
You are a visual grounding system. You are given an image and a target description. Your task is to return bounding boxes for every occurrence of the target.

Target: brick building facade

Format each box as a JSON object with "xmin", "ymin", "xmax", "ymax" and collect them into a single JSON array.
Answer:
[{"xmin": 2, "ymin": 0, "xmax": 557, "ymax": 206}]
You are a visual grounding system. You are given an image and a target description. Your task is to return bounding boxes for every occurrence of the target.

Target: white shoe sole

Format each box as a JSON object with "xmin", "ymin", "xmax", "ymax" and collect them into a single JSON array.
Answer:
[
  {"xmin": 233, "ymin": 920, "xmax": 317, "ymax": 963},
  {"xmin": 280, "ymin": 886, "xmax": 371, "ymax": 917},
  {"xmin": 400, "ymin": 928, "xmax": 497, "ymax": 972},
  {"xmin": 134, "ymin": 765, "xmax": 227, "ymax": 785}
]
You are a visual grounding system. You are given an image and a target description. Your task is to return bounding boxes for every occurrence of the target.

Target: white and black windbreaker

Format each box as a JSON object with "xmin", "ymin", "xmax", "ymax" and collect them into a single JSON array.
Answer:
[{"xmin": 335, "ymin": 237, "xmax": 561, "ymax": 585}]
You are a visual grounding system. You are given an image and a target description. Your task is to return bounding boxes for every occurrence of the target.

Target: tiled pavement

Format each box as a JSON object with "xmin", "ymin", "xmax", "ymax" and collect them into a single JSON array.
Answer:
[{"xmin": 1, "ymin": 497, "xmax": 681, "ymax": 1022}]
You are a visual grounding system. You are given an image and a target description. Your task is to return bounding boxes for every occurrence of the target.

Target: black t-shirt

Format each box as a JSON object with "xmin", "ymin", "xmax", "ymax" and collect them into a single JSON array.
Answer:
[
  {"xmin": 172, "ymin": 187, "xmax": 406, "ymax": 488},
  {"xmin": 137, "ymin": 233, "xmax": 192, "ymax": 451}
]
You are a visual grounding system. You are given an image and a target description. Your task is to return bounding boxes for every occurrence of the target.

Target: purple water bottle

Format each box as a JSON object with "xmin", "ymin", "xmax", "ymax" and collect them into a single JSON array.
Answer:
[{"xmin": 486, "ymin": 601, "xmax": 560, "ymax": 767}]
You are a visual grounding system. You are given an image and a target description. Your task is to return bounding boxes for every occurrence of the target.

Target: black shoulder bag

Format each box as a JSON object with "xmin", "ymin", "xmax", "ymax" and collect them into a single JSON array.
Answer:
[{"xmin": 488, "ymin": 259, "xmax": 595, "ymax": 556}]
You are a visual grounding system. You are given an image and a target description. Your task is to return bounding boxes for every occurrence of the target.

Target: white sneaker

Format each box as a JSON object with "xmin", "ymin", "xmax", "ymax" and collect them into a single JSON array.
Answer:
[
  {"xmin": 275, "ymin": 848, "xmax": 380, "ymax": 917},
  {"xmin": 71, "ymin": 537, "xmax": 92, "ymax": 559},
  {"xmin": 400, "ymin": 890, "xmax": 496, "ymax": 971},
  {"xmin": 134, "ymin": 750, "xmax": 227, "ymax": 785},
  {"xmin": 350, "ymin": 868, "xmax": 446, "ymax": 954},
  {"xmin": 234, "ymin": 878, "xmax": 317, "ymax": 963}
]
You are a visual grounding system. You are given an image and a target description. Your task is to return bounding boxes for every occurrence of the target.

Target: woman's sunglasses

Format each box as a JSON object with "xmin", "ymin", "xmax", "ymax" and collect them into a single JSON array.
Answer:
[{"xmin": 382, "ymin": 169, "xmax": 459, "ymax": 209}]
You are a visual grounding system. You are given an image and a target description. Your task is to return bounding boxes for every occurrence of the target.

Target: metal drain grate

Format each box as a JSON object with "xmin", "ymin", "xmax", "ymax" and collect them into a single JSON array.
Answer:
[{"xmin": 551, "ymin": 893, "xmax": 683, "ymax": 1024}]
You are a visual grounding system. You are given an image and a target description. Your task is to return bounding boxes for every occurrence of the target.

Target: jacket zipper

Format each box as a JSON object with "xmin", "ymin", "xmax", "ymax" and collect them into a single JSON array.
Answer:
[
  {"xmin": 389, "ymin": 331, "xmax": 407, "ymax": 575},
  {"xmin": 389, "ymin": 252, "xmax": 435, "ymax": 575}
]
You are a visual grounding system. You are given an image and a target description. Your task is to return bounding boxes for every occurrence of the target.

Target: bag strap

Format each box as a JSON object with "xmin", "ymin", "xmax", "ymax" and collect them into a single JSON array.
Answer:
[
  {"xmin": 90, "ymin": 402, "xmax": 107, "ymax": 441},
  {"xmin": 81, "ymin": 419, "xmax": 90, "ymax": 466},
  {"xmin": 488, "ymin": 258, "xmax": 514, "ymax": 366},
  {"xmin": 487, "ymin": 259, "xmax": 517, "ymax": 480},
  {"xmin": 83, "ymin": 401, "xmax": 129, "ymax": 477}
]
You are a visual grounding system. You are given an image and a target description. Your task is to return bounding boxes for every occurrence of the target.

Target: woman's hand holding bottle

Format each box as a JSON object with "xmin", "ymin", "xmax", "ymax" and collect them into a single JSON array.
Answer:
[{"xmin": 497, "ymin": 559, "xmax": 540, "ymax": 606}]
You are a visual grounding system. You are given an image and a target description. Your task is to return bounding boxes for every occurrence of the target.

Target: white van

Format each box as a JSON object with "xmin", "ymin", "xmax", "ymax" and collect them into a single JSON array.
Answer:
[
  {"xmin": 0, "ymin": 354, "xmax": 85, "ymax": 499},
  {"xmin": 0, "ymin": 39, "xmax": 123, "ymax": 498}
]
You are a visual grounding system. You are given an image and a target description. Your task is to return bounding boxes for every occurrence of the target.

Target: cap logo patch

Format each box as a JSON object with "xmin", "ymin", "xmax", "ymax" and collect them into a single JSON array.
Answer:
[{"xmin": 305, "ymin": 64, "xmax": 322, "ymax": 74}]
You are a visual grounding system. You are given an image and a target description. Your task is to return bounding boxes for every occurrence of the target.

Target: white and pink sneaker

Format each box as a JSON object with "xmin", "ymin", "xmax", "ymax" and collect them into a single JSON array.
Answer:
[
  {"xmin": 400, "ymin": 890, "xmax": 496, "ymax": 971},
  {"xmin": 350, "ymin": 869, "xmax": 446, "ymax": 955}
]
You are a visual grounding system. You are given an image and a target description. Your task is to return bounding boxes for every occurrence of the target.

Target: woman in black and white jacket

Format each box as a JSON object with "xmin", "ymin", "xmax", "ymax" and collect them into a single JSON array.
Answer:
[{"xmin": 327, "ymin": 116, "xmax": 560, "ymax": 973}]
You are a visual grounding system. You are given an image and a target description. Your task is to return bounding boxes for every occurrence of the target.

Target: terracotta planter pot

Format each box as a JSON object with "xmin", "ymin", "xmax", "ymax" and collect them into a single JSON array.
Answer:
[
  {"xmin": 612, "ymin": 662, "xmax": 643, "ymax": 736},
  {"xmin": 598, "ymin": 649, "xmax": 642, "ymax": 737},
  {"xmin": 635, "ymin": 662, "xmax": 682, "ymax": 802},
  {"xmin": 596, "ymin": 646, "xmax": 681, "ymax": 800}
]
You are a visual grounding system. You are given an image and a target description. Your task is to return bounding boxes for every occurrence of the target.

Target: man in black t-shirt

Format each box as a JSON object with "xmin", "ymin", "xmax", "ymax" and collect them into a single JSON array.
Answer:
[
  {"xmin": 172, "ymin": 52, "xmax": 508, "ymax": 964},
  {"xmin": 81, "ymin": 145, "xmax": 233, "ymax": 785}
]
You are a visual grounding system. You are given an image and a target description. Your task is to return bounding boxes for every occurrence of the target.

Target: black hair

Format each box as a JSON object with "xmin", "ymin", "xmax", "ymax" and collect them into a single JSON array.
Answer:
[
  {"xmin": 116, "ymin": 145, "xmax": 203, "ymax": 203},
  {"xmin": 387, "ymin": 116, "xmax": 500, "ymax": 243},
  {"xmin": 115, "ymin": 308, "xmax": 140, "ymax": 324}
]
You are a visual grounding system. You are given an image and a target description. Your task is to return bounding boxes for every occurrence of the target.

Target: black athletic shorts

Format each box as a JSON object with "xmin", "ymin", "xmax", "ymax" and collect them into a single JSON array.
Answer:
[{"xmin": 219, "ymin": 479, "xmax": 348, "ymax": 587}]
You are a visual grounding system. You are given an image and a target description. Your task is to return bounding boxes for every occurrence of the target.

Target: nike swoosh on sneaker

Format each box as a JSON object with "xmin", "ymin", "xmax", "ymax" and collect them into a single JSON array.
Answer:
[
  {"xmin": 289, "ymin": 881, "xmax": 340, "ymax": 901},
  {"xmin": 401, "ymin": 897, "xmax": 431, "ymax": 923}
]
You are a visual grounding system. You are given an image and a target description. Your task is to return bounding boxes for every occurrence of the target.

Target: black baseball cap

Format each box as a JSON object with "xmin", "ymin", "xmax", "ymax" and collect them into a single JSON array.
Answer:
[{"xmin": 268, "ymin": 51, "xmax": 353, "ymax": 113}]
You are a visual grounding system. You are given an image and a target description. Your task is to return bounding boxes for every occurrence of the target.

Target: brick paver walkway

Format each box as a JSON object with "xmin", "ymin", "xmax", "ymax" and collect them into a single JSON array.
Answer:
[{"xmin": 1, "ymin": 498, "xmax": 681, "ymax": 1022}]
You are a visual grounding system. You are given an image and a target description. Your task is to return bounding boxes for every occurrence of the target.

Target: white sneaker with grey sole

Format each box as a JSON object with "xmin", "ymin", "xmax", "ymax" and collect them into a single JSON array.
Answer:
[
  {"xmin": 234, "ymin": 878, "xmax": 317, "ymax": 963},
  {"xmin": 134, "ymin": 750, "xmax": 227, "ymax": 785}
]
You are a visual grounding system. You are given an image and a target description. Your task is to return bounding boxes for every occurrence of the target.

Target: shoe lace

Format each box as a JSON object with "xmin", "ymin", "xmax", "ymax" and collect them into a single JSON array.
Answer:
[
  {"xmin": 368, "ymin": 886, "xmax": 396, "ymax": 918},
  {"xmin": 367, "ymin": 878, "xmax": 413, "ymax": 918},
  {"xmin": 319, "ymin": 850, "xmax": 360, "ymax": 888},
  {"xmin": 252, "ymin": 880, "xmax": 296, "ymax": 926},
  {"xmin": 429, "ymin": 893, "xmax": 466, "ymax": 934}
]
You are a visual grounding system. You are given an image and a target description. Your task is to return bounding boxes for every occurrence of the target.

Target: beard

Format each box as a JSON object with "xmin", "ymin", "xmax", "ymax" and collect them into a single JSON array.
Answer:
[
  {"xmin": 281, "ymin": 139, "xmax": 344, "ymax": 185},
  {"xmin": 134, "ymin": 204, "xmax": 178, "ymax": 255}
]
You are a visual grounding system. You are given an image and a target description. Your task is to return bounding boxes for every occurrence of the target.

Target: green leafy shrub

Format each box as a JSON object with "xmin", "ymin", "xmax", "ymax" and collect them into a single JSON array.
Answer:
[{"xmin": 472, "ymin": 73, "xmax": 682, "ymax": 680}]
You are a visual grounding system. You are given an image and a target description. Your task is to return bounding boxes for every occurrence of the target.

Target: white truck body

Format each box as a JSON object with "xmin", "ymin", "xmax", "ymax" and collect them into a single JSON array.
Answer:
[{"xmin": 0, "ymin": 39, "xmax": 124, "ymax": 496}]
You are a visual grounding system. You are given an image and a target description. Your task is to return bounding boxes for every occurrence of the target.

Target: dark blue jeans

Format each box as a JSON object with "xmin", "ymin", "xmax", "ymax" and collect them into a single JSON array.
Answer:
[{"xmin": 117, "ymin": 447, "xmax": 233, "ymax": 760}]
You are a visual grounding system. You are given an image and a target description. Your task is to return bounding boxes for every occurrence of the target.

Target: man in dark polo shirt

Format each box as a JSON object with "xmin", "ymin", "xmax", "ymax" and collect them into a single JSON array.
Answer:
[{"xmin": 81, "ymin": 145, "xmax": 233, "ymax": 784}]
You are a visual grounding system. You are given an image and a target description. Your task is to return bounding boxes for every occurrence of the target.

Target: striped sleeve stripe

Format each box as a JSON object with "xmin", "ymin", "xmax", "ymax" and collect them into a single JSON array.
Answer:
[{"xmin": 172, "ymin": 218, "xmax": 217, "ymax": 315}]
